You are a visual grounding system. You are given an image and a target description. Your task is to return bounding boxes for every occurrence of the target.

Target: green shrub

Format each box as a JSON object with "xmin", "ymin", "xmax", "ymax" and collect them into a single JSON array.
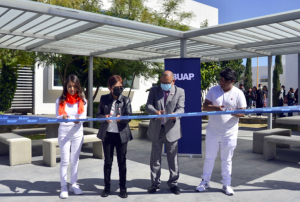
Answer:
[
  {"xmin": 0, "ymin": 65, "xmax": 18, "ymax": 111},
  {"xmin": 0, "ymin": 111, "xmax": 4, "ymax": 115},
  {"xmin": 140, "ymin": 104, "xmax": 145, "ymax": 113},
  {"xmin": 140, "ymin": 104, "xmax": 148, "ymax": 115}
]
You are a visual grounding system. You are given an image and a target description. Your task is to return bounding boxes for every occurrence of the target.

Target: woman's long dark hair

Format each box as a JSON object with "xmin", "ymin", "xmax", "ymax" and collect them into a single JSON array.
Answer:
[{"xmin": 59, "ymin": 74, "xmax": 86, "ymax": 104}]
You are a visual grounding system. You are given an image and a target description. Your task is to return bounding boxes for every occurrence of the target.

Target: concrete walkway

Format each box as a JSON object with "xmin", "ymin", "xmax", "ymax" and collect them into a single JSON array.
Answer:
[{"xmin": 1, "ymin": 128, "xmax": 300, "ymax": 202}]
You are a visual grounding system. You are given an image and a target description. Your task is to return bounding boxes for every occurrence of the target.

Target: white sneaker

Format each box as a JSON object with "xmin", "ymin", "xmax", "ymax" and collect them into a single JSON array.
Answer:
[
  {"xmin": 195, "ymin": 180, "xmax": 210, "ymax": 192},
  {"xmin": 222, "ymin": 185, "xmax": 234, "ymax": 196},
  {"xmin": 60, "ymin": 186, "xmax": 68, "ymax": 199},
  {"xmin": 69, "ymin": 184, "xmax": 83, "ymax": 195}
]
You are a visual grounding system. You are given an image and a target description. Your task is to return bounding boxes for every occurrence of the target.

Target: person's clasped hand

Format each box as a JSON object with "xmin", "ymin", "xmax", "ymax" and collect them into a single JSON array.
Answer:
[
  {"xmin": 116, "ymin": 115, "xmax": 121, "ymax": 122},
  {"xmin": 155, "ymin": 110, "xmax": 165, "ymax": 119},
  {"xmin": 106, "ymin": 113, "xmax": 112, "ymax": 122},
  {"xmin": 74, "ymin": 117, "xmax": 80, "ymax": 124},
  {"xmin": 169, "ymin": 113, "xmax": 176, "ymax": 120},
  {"xmin": 62, "ymin": 114, "xmax": 69, "ymax": 123}
]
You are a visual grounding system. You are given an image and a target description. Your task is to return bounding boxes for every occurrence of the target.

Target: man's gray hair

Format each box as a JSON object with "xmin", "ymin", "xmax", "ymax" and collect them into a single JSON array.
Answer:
[{"xmin": 161, "ymin": 71, "xmax": 174, "ymax": 80}]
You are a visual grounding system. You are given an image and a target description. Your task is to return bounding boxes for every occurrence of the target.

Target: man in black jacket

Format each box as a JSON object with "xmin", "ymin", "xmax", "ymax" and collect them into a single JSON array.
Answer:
[
  {"xmin": 245, "ymin": 87, "xmax": 255, "ymax": 117},
  {"xmin": 256, "ymin": 84, "xmax": 266, "ymax": 118}
]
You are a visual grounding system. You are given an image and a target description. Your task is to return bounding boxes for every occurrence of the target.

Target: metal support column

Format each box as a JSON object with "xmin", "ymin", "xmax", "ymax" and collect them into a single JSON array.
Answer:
[
  {"xmin": 88, "ymin": 56, "xmax": 93, "ymax": 128},
  {"xmin": 267, "ymin": 56, "xmax": 273, "ymax": 129},
  {"xmin": 180, "ymin": 38, "xmax": 187, "ymax": 58},
  {"xmin": 298, "ymin": 54, "xmax": 300, "ymax": 115}
]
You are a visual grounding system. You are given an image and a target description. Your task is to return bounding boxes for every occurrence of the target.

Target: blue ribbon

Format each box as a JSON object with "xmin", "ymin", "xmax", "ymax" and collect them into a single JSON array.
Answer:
[{"xmin": 1, "ymin": 106, "xmax": 300, "ymax": 125}]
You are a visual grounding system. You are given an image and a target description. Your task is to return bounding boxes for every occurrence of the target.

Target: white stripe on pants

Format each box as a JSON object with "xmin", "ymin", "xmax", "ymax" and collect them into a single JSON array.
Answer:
[
  {"xmin": 201, "ymin": 130, "xmax": 237, "ymax": 186},
  {"xmin": 58, "ymin": 125, "xmax": 84, "ymax": 187}
]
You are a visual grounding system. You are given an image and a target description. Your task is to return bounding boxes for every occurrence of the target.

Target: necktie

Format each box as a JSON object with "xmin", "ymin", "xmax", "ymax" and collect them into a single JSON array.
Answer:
[
  {"xmin": 164, "ymin": 91, "xmax": 169, "ymax": 106},
  {"xmin": 162, "ymin": 91, "xmax": 170, "ymax": 125}
]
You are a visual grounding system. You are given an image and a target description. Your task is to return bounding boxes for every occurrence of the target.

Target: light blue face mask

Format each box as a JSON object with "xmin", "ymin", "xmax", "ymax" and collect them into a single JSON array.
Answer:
[{"xmin": 161, "ymin": 83, "xmax": 172, "ymax": 91}]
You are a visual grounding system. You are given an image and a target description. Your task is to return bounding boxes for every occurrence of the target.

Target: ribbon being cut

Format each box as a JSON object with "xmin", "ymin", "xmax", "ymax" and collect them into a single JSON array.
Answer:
[{"xmin": 1, "ymin": 105, "xmax": 300, "ymax": 125}]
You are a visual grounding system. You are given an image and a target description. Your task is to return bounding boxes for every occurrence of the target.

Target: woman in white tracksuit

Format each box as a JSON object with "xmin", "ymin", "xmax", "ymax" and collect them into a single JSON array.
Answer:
[{"xmin": 56, "ymin": 74, "xmax": 87, "ymax": 199}]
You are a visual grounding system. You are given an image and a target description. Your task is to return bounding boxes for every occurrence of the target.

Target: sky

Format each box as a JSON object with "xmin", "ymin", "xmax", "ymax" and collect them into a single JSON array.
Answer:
[{"xmin": 195, "ymin": 0, "xmax": 300, "ymax": 66}]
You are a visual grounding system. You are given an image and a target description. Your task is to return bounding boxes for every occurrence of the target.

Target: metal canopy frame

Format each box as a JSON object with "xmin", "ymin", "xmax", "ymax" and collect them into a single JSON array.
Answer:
[
  {"xmin": 1, "ymin": 0, "xmax": 300, "ymax": 128},
  {"xmin": 2, "ymin": 0, "xmax": 300, "ymax": 63}
]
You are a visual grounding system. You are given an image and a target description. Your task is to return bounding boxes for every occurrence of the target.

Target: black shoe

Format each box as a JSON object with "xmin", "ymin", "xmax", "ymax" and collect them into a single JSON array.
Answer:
[
  {"xmin": 170, "ymin": 186, "xmax": 180, "ymax": 195},
  {"xmin": 148, "ymin": 185, "xmax": 159, "ymax": 193},
  {"xmin": 119, "ymin": 188, "xmax": 128, "ymax": 198},
  {"xmin": 101, "ymin": 188, "xmax": 110, "ymax": 197}
]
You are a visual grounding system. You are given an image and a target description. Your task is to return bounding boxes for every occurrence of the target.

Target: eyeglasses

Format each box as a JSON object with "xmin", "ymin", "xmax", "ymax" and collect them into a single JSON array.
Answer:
[{"xmin": 113, "ymin": 86, "xmax": 124, "ymax": 90}]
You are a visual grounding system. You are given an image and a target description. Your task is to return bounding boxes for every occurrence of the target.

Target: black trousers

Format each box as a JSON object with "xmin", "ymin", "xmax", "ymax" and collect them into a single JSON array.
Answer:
[
  {"xmin": 256, "ymin": 100, "xmax": 264, "ymax": 115},
  {"xmin": 278, "ymin": 98, "xmax": 285, "ymax": 117},
  {"xmin": 103, "ymin": 132, "xmax": 128, "ymax": 189}
]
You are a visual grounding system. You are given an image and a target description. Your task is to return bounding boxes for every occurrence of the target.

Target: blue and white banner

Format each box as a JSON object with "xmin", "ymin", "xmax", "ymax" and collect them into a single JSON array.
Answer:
[
  {"xmin": 165, "ymin": 58, "xmax": 202, "ymax": 155},
  {"xmin": 1, "ymin": 106, "xmax": 300, "ymax": 125}
]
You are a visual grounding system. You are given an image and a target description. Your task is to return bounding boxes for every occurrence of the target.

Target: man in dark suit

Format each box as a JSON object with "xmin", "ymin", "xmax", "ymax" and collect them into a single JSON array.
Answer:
[{"xmin": 145, "ymin": 70, "xmax": 185, "ymax": 195}]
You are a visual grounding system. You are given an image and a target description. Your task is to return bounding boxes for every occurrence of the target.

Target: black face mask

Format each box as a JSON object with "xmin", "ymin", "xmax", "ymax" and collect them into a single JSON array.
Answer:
[{"xmin": 113, "ymin": 87, "xmax": 123, "ymax": 97}]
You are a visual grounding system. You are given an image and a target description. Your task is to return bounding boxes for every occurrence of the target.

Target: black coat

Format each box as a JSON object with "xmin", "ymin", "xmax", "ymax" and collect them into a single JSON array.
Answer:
[
  {"xmin": 245, "ymin": 91, "xmax": 255, "ymax": 105},
  {"xmin": 96, "ymin": 93, "xmax": 132, "ymax": 144}
]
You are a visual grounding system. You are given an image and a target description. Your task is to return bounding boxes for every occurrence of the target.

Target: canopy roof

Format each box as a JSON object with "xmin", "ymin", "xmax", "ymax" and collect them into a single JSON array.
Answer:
[{"xmin": 1, "ymin": 0, "xmax": 300, "ymax": 63}]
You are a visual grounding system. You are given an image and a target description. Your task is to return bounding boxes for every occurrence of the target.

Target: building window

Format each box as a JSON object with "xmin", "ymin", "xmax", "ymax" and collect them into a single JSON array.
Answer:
[
  {"xmin": 261, "ymin": 78, "xmax": 268, "ymax": 82},
  {"xmin": 54, "ymin": 65, "xmax": 62, "ymax": 87}
]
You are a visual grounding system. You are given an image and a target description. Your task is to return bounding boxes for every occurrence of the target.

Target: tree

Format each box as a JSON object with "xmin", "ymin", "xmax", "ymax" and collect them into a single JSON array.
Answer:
[
  {"xmin": 0, "ymin": 49, "xmax": 36, "ymax": 111},
  {"xmin": 200, "ymin": 62, "xmax": 220, "ymax": 102},
  {"xmin": 218, "ymin": 59, "xmax": 245, "ymax": 83},
  {"xmin": 0, "ymin": 65, "xmax": 18, "ymax": 112},
  {"xmin": 103, "ymin": 59, "xmax": 163, "ymax": 97},
  {"xmin": 273, "ymin": 55, "xmax": 283, "ymax": 108},
  {"xmin": 36, "ymin": 53, "xmax": 80, "ymax": 91},
  {"xmin": 244, "ymin": 58, "xmax": 253, "ymax": 90},
  {"xmin": 35, "ymin": 0, "xmax": 102, "ymax": 12},
  {"xmin": 70, "ymin": 57, "xmax": 112, "ymax": 101},
  {"xmin": 107, "ymin": 0, "xmax": 146, "ymax": 20},
  {"xmin": 200, "ymin": 19, "xmax": 209, "ymax": 28},
  {"xmin": 34, "ymin": 0, "xmax": 103, "ymax": 97},
  {"xmin": 152, "ymin": 0, "xmax": 194, "ymax": 31}
]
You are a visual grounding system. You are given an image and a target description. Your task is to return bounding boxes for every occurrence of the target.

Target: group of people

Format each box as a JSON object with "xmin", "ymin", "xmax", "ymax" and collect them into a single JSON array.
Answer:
[
  {"xmin": 56, "ymin": 68, "xmax": 247, "ymax": 199},
  {"xmin": 238, "ymin": 83, "xmax": 268, "ymax": 117},
  {"xmin": 238, "ymin": 83, "xmax": 299, "ymax": 117}
]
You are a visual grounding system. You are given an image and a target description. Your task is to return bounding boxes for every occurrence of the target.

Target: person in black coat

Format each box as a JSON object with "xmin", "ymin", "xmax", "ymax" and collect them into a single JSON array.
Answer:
[
  {"xmin": 287, "ymin": 87, "xmax": 295, "ymax": 116},
  {"xmin": 245, "ymin": 87, "xmax": 255, "ymax": 117},
  {"xmin": 96, "ymin": 75, "xmax": 132, "ymax": 198},
  {"xmin": 256, "ymin": 84, "xmax": 266, "ymax": 117},
  {"xmin": 252, "ymin": 86, "xmax": 257, "ymax": 108}
]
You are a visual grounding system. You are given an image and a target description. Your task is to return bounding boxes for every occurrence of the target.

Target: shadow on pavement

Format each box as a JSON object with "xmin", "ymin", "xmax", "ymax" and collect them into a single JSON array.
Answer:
[{"xmin": 0, "ymin": 178, "xmax": 221, "ymax": 197}]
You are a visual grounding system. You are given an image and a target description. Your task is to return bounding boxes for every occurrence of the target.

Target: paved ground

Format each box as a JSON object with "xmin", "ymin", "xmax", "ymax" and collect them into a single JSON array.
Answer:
[{"xmin": 1, "ymin": 128, "xmax": 300, "ymax": 202}]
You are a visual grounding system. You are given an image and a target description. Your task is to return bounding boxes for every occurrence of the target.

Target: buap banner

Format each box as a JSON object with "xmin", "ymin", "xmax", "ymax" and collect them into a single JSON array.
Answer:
[{"xmin": 164, "ymin": 58, "xmax": 202, "ymax": 156}]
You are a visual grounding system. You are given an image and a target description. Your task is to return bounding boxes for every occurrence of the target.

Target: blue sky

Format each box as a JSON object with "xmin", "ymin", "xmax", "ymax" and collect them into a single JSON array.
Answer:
[{"xmin": 195, "ymin": 0, "xmax": 300, "ymax": 66}]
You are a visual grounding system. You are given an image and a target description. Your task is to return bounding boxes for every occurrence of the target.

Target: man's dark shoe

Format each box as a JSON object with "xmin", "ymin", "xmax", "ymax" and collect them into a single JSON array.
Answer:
[
  {"xmin": 101, "ymin": 188, "xmax": 110, "ymax": 197},
  {"xmin": 148, "ymin": 185, "xmax": 159, "ymax": 193},
  {"xmin": 170, "ymin": 186, "xmax": 180, "ymax": 195},
  {"xmin": 119, "ymin": 188, "xmax": 128, "ymax": 198}
]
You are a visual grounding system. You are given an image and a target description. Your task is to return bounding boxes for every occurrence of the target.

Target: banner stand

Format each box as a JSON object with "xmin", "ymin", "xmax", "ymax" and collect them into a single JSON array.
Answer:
[{"xmin": 164, "ymin": 58, "xmax": 202, "ymax": 157}]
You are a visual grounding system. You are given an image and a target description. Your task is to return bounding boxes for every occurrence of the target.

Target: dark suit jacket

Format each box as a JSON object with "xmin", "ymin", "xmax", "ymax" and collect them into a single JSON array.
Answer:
[{"xmin": 96, "ymin": 93, "xmax": 132, "ymax": 144}]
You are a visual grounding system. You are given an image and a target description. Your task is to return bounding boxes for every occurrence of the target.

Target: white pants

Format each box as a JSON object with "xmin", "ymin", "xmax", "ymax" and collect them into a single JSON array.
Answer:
[
  {"xmin": 201, "ymin": 130, "xmax": 238, "ymax": 186},
  {"xmin": 58, "ymin": 125, "xmax": 84, "ymax": 187}
]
